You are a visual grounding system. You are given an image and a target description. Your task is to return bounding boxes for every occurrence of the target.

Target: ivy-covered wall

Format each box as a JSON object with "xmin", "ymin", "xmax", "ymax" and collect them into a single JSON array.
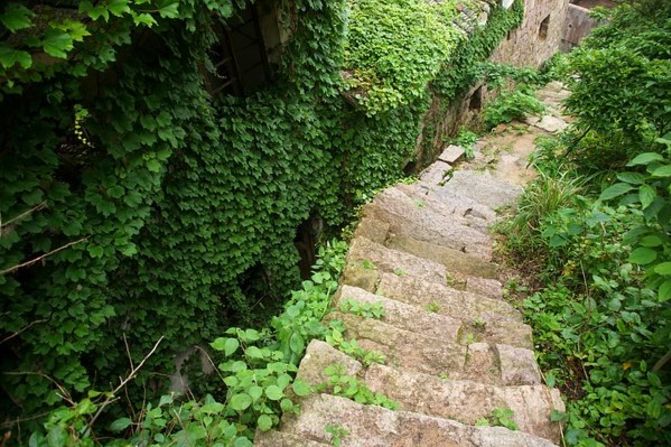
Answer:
[{"xmin": 0, "ymin": 0, "xmax": 529, "ymax": 420}]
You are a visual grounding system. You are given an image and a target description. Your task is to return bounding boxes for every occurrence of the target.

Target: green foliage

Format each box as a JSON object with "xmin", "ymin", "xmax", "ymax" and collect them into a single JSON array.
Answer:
[
  {"xmin": 338, "ymin": 299, "xmax": 385, "ymax": 319},
  {"xmin": 452, "ymin": 129, "xmax": 478, "ymax": 159},
  {"xmin": 483, "ymin": 85, "xmax": 545, "ymax": 129},
  {"xmin": 316, "ymin": 364, "xmax": 399, "ymax": 410},
  {"xmin": 475, "ymin": 407, "xmax": 518, "ymax": 431},
  {"xmin": 498, "ymin": 2, "xmax": 671, "ymax": 445},
  {"xmin": 325, "ymin": 423, "xmax": 349, "ymax": 447},
  {"xmin": 344, "ymin": 0, "xmax": 461, "ymax": 115}
]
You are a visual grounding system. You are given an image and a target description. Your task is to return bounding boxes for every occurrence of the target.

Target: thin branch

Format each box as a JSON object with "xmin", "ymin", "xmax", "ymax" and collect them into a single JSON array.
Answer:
[
  {"xmin": 0, "ymin": 237, "xmax": 88, "ymax": 276},
  {"xmin": 85, "ymin": 336, "xmax": 165, "ymax": 435},
  {"xmin": 0, "ymin": 202, "xmax": 48, "ymax": 235},
  {"xmin": 0, "ymin": 319, "xmax": 48, "ymax": 345}
]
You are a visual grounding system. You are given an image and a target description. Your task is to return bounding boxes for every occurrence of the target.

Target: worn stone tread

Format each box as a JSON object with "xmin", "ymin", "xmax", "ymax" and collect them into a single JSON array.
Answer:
[
  {"xmin": 281, "ymin": 394, "xmax": 558, "ymax": 447},
  {"xmin": 296, "ymin": 340, "xmax": 363, "ymax": 386},
  {"xmin": 335, "ymin": 285, "xmax": 462, "ymax": 341},
  {"xmin": 424, "ymin": 170, "xmax": 523, "ymax": 209},
  {"xmin": 342, "ymin": 237, "xmax": 447, "ymax": 292},
  {"xmin": 364, "ymin": 363, "xmax": 564, "ymax": 443}
]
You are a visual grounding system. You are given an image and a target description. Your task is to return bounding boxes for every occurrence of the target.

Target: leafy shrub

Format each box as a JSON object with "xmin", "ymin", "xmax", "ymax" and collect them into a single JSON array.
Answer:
[{"xmin": 483, "ymin": 85, "xmax": 545, "ymax": 129}]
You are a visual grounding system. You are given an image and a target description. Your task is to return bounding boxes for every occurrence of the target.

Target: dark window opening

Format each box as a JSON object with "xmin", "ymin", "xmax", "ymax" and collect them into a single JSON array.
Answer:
[
  {"xmin": 469, "ymin": 86, "xmax": 483, "ymax": 111},
  {"xmin": 539, "ymin": 14, "xmax": 550, "ymax": 40},
  {"xmin": 294, "ymin": 215, "xmax": 323, "ymax": 280},
  {"xmin": 204, "ymin": 1, "xmax": 282, "ymax": 98}
]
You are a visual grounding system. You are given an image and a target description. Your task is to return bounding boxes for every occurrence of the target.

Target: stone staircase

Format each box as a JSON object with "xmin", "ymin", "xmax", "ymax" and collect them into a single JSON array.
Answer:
[{"xmin": 257, "ymin": 84, "xmax": 569, "ymax": 446}]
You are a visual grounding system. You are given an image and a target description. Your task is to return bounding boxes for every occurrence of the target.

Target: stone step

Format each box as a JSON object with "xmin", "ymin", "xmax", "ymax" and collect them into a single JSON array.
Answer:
[
  {"xmin": 364, "ymin": 188, "xmax": 493, "ymax": 259},
  {"xmin": 376, "ymin": 273, "xmax": 520, "ymax": 323},
  {"xmin": 255, "ymin": 430, "xmax": 329, "ymax": 446},
  {"xmin": 364, "ymin": 363, "xmax": 564, "ymax": 443},
  {"xmin": 423, "ymin": 170, "xmax": 523, "ymax": 209},
  {"xmin": 394, "ymin": 183, "xmax": 497, "ymax": 231},
  {"xmin": 328, "ymin": 313, "xmax": 541, "ymax": 385},
  {"xmin": 280, "ymin": 393, "xmax": 557, "ymax": 447},
  {"xmin": 335, "ymin": 285, "xmax": 462, "ymax": 341},
  {"xmin": 342, "ymin": 237, "xmax": 447, "ymax": 292},
  {"xmin": 385, "ymin": 233, "xmax": 499, "ymax": 279}
]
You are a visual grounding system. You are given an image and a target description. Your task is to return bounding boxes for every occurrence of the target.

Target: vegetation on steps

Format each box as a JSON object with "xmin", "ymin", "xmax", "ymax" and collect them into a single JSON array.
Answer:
[{"xmin": 498, "ymin": 1, "xmax": 671, "ymax": 445}]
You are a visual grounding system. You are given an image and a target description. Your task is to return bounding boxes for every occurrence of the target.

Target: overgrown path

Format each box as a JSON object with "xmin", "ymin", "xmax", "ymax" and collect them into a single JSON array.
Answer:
[{"xmin": 257, "ymin": 83, "xmax": 570, "ymax": 447}]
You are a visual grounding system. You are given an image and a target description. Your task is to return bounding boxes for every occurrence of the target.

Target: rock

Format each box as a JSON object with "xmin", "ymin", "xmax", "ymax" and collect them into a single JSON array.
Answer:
[
  {"xmin": 525, "ymin": 115, "xmax": 568, "ymax": 133},
  {"xmin": 429, "ymin": 170, "xmax": 523, "ymax": 209},
  {"xmin": 343, "ymin": 237, "xmax": 446, "ymax": 291},
  {"xmin": 497, "ymin": 344, "xmax": 542, "ymax": 385},
  {"xmin": 364, "ymin": 363, "xmax": 565, "ymax": 442},
  {"xmin": 335, "ymin": 285, "xmax": 462, "ymax": 340},
  {"xmin": 419, "ymin": 160, "xmax": 452, "ymax": 185},
  {"xmin": 466, "ymin": 276, "xmax": 504, "ymax": 299},
  {"xmin": 438, "ymin": 145, "xmax": 466, "ymax": 164},
  {"xmin": 296, "ymin": 340, "xmax": 362, "ymax": 386},
  {"xmin": 351, "ymin": 216, "xmax": 389, "ymax": 244},
  {"xmin": 280, "ymin": 394, "xmax": 558, "ymax": 447}
]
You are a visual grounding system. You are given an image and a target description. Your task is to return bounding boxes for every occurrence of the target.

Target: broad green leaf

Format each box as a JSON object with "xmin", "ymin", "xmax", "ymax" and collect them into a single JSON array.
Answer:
[
  {"xmin": 257, "ymin": 414, "xmax": 273, "ymax": 431},
  {"xmin": 156, "ymin": 1, "xmax": 180, "ymax": 18},
  {"xmin": 0, "ymin": 44, "xmax": 31, "ymax": 69},
  {"xmin": 292, "ymin": 379, "xmax": 311, "ymax": 397},
  {"xmin": 108, "ymin": 0, "xmax": 131, "ymax": 16},
  {"xmin": 640, "ymin": 235, "xmax": 663, "ymax": 247},
  {"xmin": 42, "ymin": 29, "xmax": 73, "ymax": 59},
  {"xmin": 211, "ymin": 337, "xmax": 240, "ymax": 356},
  {"xmin": 639, "ymin": 184, "xmax": 656, "ymax": 209},
  {"xmin": 627, "ymin": 152, "xmax": 664, "ymax": 166},
  {"xmin": 628, "ymin": 247, "xmax": 657, "ymax": 265},
  {"xmin": 651, "ymin": 164, "xmax": 671, "ymax": 177},
  {"xmin": 289, "ymin": 332, "xmax": 304, "ymax": 354},
  {"xmin": 599, "ymin": 183, "xmax": 633, "ymax": 201},
  {"xmin": 248, "ymin": 385, "xmax": 263, "ymax": 401},
  {"xmin": 264, "ymin": 385, "xmax": 283, "ymax": 401},
  {"xmin": 616, "ymin": 172, "xmax": 646, "ymax": 185},
  {"xmin": 147, "ymin": 159, "xmax": 161, "ymax": 172},
  {"xmin": 1, "ymin": 3, "xmax": 34, "ymax": 32},
  {"xmin": 659, "ymin": 280, "xmax": 671, "ymax": 301},
  {"xmin": 109, "ymin": 417, "xmax": 132, "ymax": 432},
  {"xmin": 653, "ymin": 262, "xmax": 671, "ymax": 276},
  {"xmin": 229, "ymin": 393, "xmax": 252, "ymax": 411},
  {"xmin": 233, "ymin": 437, "xmax": 253, "ymax": 447}
]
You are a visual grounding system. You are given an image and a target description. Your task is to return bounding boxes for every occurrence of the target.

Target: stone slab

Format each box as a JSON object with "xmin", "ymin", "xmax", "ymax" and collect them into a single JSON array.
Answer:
[
  {"xmin": 428, "ymin": 170, "xmax": 523, "ymax": 209},
  {"xmin": 280, "ymin": 394, "xmax": 558, "ymax": 447},
  {"xmin": 439, "ymin": 145, "xmax": 467, "ymax": 164},
  {"xmin": 296, "ymin": 340, "xmax": 363, "ymax": 386},
  {"xmin": 365, "ymin": 364, "xmax": 564, "ymax": 443}
]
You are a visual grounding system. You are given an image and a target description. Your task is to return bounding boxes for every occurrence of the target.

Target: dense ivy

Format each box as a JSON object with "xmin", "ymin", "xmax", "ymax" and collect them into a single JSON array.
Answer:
[{"xmin": 0, "ymin": 0, "xmax": 523, "ymax": 437}]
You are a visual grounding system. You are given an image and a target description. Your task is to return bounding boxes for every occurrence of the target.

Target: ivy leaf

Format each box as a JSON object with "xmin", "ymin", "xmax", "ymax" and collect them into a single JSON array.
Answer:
[
  {"xmin": 42, "ymin": 29, "xmax": 74, "ymax": 59},
  {"xmin": 79, "ymin": 1, "xmax": 110, "ymax": 21},
  {"xmin": 108, "ymin": 0, "xmax": 131, "ymax": 17},
  {"xmin": 147, "ymin": 159, "xmax": 161, "ymax": 172},
  {"xmin": 0, "ymin": 44, "xmax": 32, "ymax": 69},
  {"xmin": 1, "ymin": 3, "xmax": 34, "ymax": 32},
  {"xmin": 639, "ymin": 184, "xmax": 656, "ymax": 209},
  {"xmin": 651, "ymin": 165, "xmax": 671, "ymax": 178},
  {"xmin": 257, "ymin": 415, "xmax": 273, "ymax": 431},
  {"xmin": 229, "ymin": 393, "xmax": 252, "ymax": 411},
  {"xmin": 109, "ymin": 417, "xmax": 132, "ymax": 432},
  {"xmin": 628, "ymin": 247, "xmax": 657, "ymax": 265},
  {"xmin": 264, "ymin": 385, "xmax": 283, "ymax": 401},
  {"xmin": 627, "ymin": 152, "xmax": 664, "ymax": 166},
  {"xmin": 659, "ymin": 280, "xmax": 671, "ymax": 302},
  {"xmin": 653, "ymin": 262, "xmax": 671, "ymax": 276},
  {"xmin": 599, "ymin": 183, "xmax": 633, "ymax": 201},
  {"xmin": 156, "ymin": 1, "xmax": 180, "ymax": 18}
]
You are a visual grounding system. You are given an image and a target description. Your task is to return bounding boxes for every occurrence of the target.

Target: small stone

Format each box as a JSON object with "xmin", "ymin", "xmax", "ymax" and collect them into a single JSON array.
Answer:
[
  {"xmin": 438, "ymin": 145, "xmax": 466, "ymax": 164},
  {"xmin": 296, "ymin": 340, "xmax": 362, "ymax": 386}
]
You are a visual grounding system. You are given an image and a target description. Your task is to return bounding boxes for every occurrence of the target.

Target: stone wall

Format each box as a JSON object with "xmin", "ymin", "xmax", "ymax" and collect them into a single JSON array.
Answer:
[{"xmin": 491, "ymin": 0, "xmax": 569, "ymax": 68}]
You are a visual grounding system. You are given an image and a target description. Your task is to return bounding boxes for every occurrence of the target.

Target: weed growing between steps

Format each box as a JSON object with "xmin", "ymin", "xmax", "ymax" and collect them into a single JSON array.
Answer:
[
  {"xmin": 316, "ymin": 364, "xmax": 399, "ymax": 410},
  {"xmin": 497, "ymin": 2, "xmax": 671, "ymax": 445}
]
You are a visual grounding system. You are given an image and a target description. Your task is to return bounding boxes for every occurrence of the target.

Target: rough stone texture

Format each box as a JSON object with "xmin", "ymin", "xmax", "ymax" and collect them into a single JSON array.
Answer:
[
  {"xmin": 377, "ymin": 273, "xmax": 521, "ymax": 323},
  {"xmin": 426, "ymin": 171, "xmax": 523, "ymax": 210},
  {"xmin": 365, "ymin": 364, "xmax": 564, "ymax": 442},
  {"xmin": 364, "ymin": 201, "xmax": 493, "ymax": 260},
  {"xmin": 439, "ymin": 145, "xmax": 466, "ymax": 164},
  {"xmin": 281, "ymin": 394, "xmax": 557, "ymax": 447},
  {"xmin": 352, "ymin": 216, "xmax": 390, "ymax": 244},
  {"xmin": 525, "ymin": 115, "xmax": 568, "ymax": 133},
  {"xmin": 385, "ymin": 234, "xmax": 499, "ymax": 279},
  {"xmin": 343, "ymin": 237, "xmax": 446, "ymax": 291},
  {"xmin": 466, "ymin": 276, "xmax": 504, "ymax": 299},
  {"xmin": 562, "ymin": 3, "xmax": 604, "ymax": 51},
  {"xmin": 296, "ymin": 340, "xmax": 363, "ymax": 386},
  {"xmin": 419, "ymin": 160, "xmax": 452, "ymax": 184},
  {"xmin": 496, "ymin": 344, "xmax": 542, "ymax": 385},
  {"xmin": 490, "ymin": 0, "xmax": 569, "ymax": 69},
  {"xmin": 335, "ymin": 285, "xmax": 462, "ymax": 341},
  {"xmin": 255, "ymin": 430, "xmax": 330, "ymax": 446}
]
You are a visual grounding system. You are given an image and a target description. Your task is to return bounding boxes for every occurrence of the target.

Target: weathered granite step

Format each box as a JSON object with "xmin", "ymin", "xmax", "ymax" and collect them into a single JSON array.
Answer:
[
  {"xmin": 280, "ymin": 393, "xmax": 557, "ymax": 447},
  {"xmin": 365, "ymin": 363, "xmax": 564, "ymax": 443},
  {"xmin": 385, "ymin": 233, "xmax": 499, "ymax": 279},
  {"xmin": 424, "ymin": 170, "xmax": 523, "ymax": 209},
  {"xmin": 255, "ymin": 430, "xmax": 329, "ymax": 446},
  {"xmin": 395, "ymin": 183, "xmax": 498, "ymax": 226},
  {"xmin": 335, "ymin": 285, "xmax": 462, "ymax": 340},
  {"xmin": 363, "ymin": 188, "xmax": 493, "ymax": 259},
  {"xmin": 327, "ymin": 313, "xmax": 541, "ymax": 385},
  {"xmin": 336, "ymin": 285, "xmax": 532, "ymax": 349},
  {"xmin": 376, "ymin": 273, "xmax": 520, "ymax": 323},
  {"xmin": 342, "ymin": 237, "xmax": 447, "ymax": 292}
]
